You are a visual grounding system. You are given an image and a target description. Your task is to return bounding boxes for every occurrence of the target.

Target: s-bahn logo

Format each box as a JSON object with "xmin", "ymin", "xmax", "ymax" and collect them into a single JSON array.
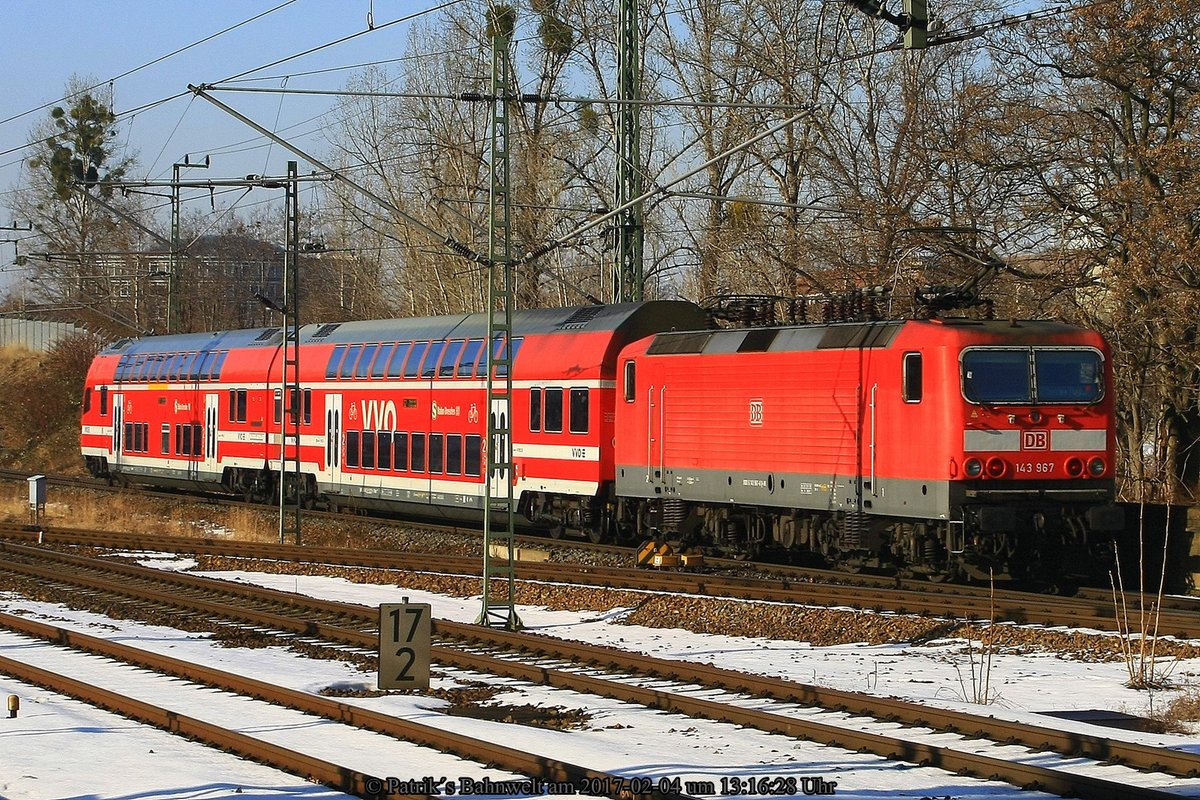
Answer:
[
  {"xmin": 431, "ymin": 402, "xmax": 461, "ymax": 420},
  {"xmin": 749, "ymin": 399, "xmax": 764, "ymax": 427},
  {"xmin": 1022, "ymin": 430, "xmax": 1049, "ymax": 450}
]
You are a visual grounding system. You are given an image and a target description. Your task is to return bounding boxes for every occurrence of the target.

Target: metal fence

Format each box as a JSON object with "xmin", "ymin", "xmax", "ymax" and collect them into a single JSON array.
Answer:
[{"xmin": 0, "ymin": 318, "xmax": 89, "ymax": 353}]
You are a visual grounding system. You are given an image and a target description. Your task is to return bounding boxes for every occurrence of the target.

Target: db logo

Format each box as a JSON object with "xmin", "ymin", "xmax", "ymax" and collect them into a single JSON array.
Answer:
[
  {"xmin": 749, "ymin": 399, "xmax": 764, "ymax": 427},
  {"xmin": 1022, "ymin": 430, "xmax": 1049, "ymax": 450}
]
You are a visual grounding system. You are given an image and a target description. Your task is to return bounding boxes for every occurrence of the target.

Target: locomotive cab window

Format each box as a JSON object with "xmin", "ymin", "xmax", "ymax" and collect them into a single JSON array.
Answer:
[
  {"xmin": 903, "ymin": 352, "xmax": 922, "ymax": 403},
  {"xmin": 1034, "ymin": 349, "xmax": 1103, "ymax": 403},
  {"xmin": 623, "ymin": 360, "xmax": 635, "ymax": 402},
  {"xmin": 962, "ymin": 349, "xmax": 1031, "ymax": 404},
  {"xmin": 963, "ymin": 347, "xmax": 1103, "ymax": 405}
]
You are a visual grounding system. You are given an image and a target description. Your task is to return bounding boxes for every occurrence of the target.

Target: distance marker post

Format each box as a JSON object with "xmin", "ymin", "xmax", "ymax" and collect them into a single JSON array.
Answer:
[{"xmin": 378, "ymin": 601, "xmax": 432, "ymax": 691}]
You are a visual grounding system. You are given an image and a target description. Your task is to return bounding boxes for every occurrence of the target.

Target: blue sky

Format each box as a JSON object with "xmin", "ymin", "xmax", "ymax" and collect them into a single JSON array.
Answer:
[{"xmin": 0, "ymin": 0, "xmax": 450, "ymax": 273}]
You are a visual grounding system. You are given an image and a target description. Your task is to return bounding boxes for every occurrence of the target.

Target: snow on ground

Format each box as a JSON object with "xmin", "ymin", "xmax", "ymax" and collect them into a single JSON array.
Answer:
[{"xmin": 4, "ymin": 554, "xmax": 1200, "ymax": 799}]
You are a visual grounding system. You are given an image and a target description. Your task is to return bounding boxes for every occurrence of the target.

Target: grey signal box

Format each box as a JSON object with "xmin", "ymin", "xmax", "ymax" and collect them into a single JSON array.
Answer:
[{"xmin": 378, "ymin": 602, "xmax": 432, "ymax": 690}]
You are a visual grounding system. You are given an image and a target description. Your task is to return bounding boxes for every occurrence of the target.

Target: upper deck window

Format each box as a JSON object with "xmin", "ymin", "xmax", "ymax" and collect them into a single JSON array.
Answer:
[{"xmin": 962, "ymin": 347, "xmax": 1102, "ymax": 405}]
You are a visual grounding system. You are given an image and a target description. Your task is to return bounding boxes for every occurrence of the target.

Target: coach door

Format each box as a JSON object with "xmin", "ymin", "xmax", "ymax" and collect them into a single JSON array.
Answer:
[
  {"xmin": 488, "ymin": 398, "xmax": 511, "ymax": 499},
  {"xmin": 203, "ymin": 393, "xmax": 220, "ymax": 477},
  {"xmin": 325, "ymin": 394, "xmax": 343, "ymax": 485},
  {"xmin": 111, "ymin": 393, "xmax": 124, "ymax": 469}
]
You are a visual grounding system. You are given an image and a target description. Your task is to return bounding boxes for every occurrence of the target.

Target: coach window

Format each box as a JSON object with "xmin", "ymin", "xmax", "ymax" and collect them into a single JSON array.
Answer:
[
  {"xmin": 386, "ymin": 342, "xmax": 411, "ymax": 377},
  {"xmin": 273, "ymin": 389, "xmax": 283, "ymax": 424},
  {"xmin": 465, "ymin": 434, "xmax": 482, "ymax": 477},
  {"xmin": 569, "ymin": 388, "xmax": 589, "ymax": 434},
  {"xmin": 354, "ymin": 344, "xmax": 379, "ymax": 379},
  {"xmin": 903, "ymin": 353, "xmax": 923, "ymax": 403},
  {"xmin": 393, "ymin": 432, "xmax": 409, "ymax": 471},
  {"xmin": 234, "ymin": 390, "xmax": 248, "ymax": 423},
  {"xmin": 198, "ymin": 352, "xmax": 215, "ymax": 380},
  {"xmin": 378, "ymin": 432, "xmax": 393, "ymax": 470},
  {"xmin": 544, "ymin": 387, "xmax": 564, "ymax": 433},
  {"xmin": 161, "ymin": 424, "xmax": 170, "ymax": 454},
  {"xmin": 339, "ymin": 344, "xmax": 363, "ymax": 379},
  {"xmin": 530, "ymin": 387, "xmax": 542, "ymax": 432},
  {"xmin": 410, "ymin": 433, "xmax": 426, "ymax": 473},
  {"xmin": 83, "ymin": 389, "xmax": 92, "ymax": 414},
  {"xmin": 362, "ymin": 432, "xmax": 376, "ymax": 469},
  {"xmin": 211, "ymin": 351, "xmax": 227, "ymax": 380},
  {"xmin": 99, "ymin": 386, "xmax": 108, "ymax": 416},
  {"xmin": 623, "ymin": 360, "xmax": 636, "ymax": 402},
  {"xmin": 429, "ymin": 433, "xmax": 444, "ymax": 474},
  {"xmin": 422, "ymin": 341, "xmax": 446, "ymax": 378},
  {"xmin": 183, "ymin": 353, "xmax": 201, "ymax": 381},
  {"xmin": 346, "ymin": 431, "xmax": 360, "ymax": 468},
  {"xmin": 370, "ymin": 343, "xmax": 393, "ymax": 378},
  {"xmin": 439, "ymin": 340, "xmax": 464, "ymax": 378},
  {"xmin": 458, "ymin": 339, "xmax": 483, "ymax": 377},
  {"xmin": 181, "ymin": 424, "xmax": 193, "ymax": 458},
  {"xmin": 446, "ymin": 434, "xmax": 462, "ymax": 475},
  {"xmin": 326, "ymin": 345, "xmax": 348, "ymax": 379},
  {"xmin": 404, "ymin": 342, "xmax": 428, "ymax": 378}
]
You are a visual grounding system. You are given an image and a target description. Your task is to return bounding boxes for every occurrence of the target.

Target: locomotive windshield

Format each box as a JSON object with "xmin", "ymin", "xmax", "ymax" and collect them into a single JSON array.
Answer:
[{"xmin": 962, "ymin": 347, "xmax": 1102, "ymax": 404}]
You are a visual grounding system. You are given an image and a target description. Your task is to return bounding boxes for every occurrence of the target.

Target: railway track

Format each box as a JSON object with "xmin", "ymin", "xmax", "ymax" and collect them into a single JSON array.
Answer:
[
  {"xmin": 6, "ymin": 467, "xmax": 1199, "ymax": 619},
  {"xmin": 0, "ymin": 613, "xmax": 673, "ymax": 800},
  {"xmin": 2, "ymin": 538, "xmax": 1198, "ymax": 799},
  {"xmin": 4, "ymin": 522, "xmax": 1200, "ymax": 638}
]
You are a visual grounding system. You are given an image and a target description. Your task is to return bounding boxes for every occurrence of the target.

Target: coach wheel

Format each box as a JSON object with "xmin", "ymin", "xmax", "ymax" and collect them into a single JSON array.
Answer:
[
  {"xmin": 586, "ymin": 523, "xmax": 605, "ymax": 544},
  {"xmin": 548, "ymin": 524, "xmax": 565, "ymax": 540}
]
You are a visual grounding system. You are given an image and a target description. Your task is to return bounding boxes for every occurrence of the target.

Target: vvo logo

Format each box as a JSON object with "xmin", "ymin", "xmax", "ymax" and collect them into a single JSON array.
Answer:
[
  {"xmin": 749, "ymin": 399, "xmax": 764, "ymax": 427},
  {"xmin": 1022, "ymin": 430, "xmax": 1049, "ymax": 450}
]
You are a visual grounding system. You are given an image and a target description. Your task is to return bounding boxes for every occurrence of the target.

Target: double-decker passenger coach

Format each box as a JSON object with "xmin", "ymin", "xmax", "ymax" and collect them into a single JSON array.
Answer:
[{"xmin": 81, "ymin": 301, "xmax": 707, "ymax": 529}]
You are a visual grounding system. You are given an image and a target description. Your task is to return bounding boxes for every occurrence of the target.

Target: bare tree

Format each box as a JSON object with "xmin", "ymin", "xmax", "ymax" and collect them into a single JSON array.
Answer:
[{"xmin": 993, "ymin": 0, "xmax": 1200, "ymax": 500}]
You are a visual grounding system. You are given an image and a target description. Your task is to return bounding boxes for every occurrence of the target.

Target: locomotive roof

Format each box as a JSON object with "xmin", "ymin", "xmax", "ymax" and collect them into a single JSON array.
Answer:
[
  {"xmin": 644, "ymin": 317, "xmax": 1093, "ymax": 356},
  {"xmin": 99, "ymin": 300, "xmax": 707, "ymax": 355}
]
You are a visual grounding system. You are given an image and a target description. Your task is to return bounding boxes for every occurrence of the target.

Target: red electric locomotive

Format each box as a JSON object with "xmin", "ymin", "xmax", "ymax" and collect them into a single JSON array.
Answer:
[{"xmin": 612, "ymin": 316, "xmax": 1124, "ymax": 585}]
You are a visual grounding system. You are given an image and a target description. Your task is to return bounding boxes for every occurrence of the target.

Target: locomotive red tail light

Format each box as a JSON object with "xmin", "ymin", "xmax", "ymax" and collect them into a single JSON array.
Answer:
[
  {"xmin": 985, "ymin": 457, "xmax": 1008, "ymax": 478},
  {"xmin": 965, "ymin": 458, "xmax": 983, "ymax": 477},
  {"xmin": 1088, "ymin": 457, "xmax": 1107, "ymax": 477},
  {"xmin": 1065, "ymin": 457, "xmax": 1085, "ymax": 477}
]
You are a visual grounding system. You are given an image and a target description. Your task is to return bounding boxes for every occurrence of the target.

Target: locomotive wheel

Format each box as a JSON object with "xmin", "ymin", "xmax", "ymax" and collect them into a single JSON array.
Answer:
[{"xmin": 586, "ymin": 525, "xmax": 605, "ymax": 544}]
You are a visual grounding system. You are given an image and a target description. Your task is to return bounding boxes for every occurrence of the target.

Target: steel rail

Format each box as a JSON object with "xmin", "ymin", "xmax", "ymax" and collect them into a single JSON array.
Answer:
[
  {"xmin": 6, "ymin": 524, "xmax": 1199, "ymax": 638},
  {"xmin": 0, "ymin": 612, "xmax": 678, "ymax": 800},
  {"xmin": 2, "ymin": 541, "xmax": 1197, "ymax": 797},
  {"xmin": 6, "ymin": 470, "xmax": 1198, "ymax": 616},
  {"xmin": 0, "ymin": 652, "xmax": 411, "ymax": 800}
]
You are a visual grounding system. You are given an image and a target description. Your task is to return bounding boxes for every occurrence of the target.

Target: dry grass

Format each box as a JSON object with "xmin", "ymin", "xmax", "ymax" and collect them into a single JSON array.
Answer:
[
  {"xmin": 0, "ymin": 483, "xmax": 280, "ymax": 542},
  {"xmin": 1159, "ymin": 688, "xmax": 1200, "ymax": 732}
]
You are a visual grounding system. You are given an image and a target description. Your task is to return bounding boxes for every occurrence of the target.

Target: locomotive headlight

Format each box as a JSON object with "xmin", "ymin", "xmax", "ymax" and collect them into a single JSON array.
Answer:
[
  {"xmin": 965, "ymin": 458, "xmax": 983, "ymax": 477},
  {"xmin": 1088, "ymin": 457, "xmax": 1107, "ymax": 477},
  {"xmin": 985, "ymin": 457, "xmax": 1008, "ymax": 478},
  {"xmin": 1065, "ymin": 457, "xmax": 1085, "ymax": 477}
]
